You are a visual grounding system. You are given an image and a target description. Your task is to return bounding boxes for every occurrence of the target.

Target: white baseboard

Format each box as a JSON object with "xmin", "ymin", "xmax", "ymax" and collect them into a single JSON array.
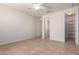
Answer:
[{"xmin": 0, "ymin": 36, "xmax": 41, "ymax": 46}]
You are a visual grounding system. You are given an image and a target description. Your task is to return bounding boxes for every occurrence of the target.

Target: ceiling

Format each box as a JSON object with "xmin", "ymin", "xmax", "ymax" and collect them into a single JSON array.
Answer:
[{"xmin": 1, "ymin": 3, "xmax": 79, "ymax": 18}]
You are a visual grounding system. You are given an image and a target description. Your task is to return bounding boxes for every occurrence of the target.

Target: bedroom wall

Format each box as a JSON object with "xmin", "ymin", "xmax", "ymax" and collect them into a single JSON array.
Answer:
[
  {"xmin": 0, "ymin": 5, "xmax": 41, "ymax": 45},
  {"xmin": 49, "ymin": 11, "xmax": 65, "ymax": 42}
]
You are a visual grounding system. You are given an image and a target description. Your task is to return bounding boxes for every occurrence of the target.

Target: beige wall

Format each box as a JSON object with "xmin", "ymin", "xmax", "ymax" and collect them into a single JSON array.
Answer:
[
  {"xmin": 49, "ymin": 11, "xmax": 65, "ymax": 42},
  {"xmin": 0, "ymin": 5, "xmax": 41, "ymax": 45},
  {"xmin": 35, "ymin": 19, "xmax": 41, "ymax": 37}
]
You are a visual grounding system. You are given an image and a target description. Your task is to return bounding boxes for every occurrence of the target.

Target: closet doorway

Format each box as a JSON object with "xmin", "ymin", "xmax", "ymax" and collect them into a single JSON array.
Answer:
[
  {"xmin": 65, "ymin": 13, "xmax": 75, "ymax": 44},
  {"xmin": 44, "ymin": 20, "xmax": 50, "ymax": 39}
]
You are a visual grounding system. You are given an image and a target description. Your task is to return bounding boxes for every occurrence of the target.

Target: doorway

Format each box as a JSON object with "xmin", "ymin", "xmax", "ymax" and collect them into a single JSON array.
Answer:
[
  {"xmin": 65, "ymin": 13, "xmax": 75, "ymax": 44},
  {"xmin": 45, "ymin": 20, "xmax": 50, "ymax": 39},
  {"xmin": 42, "ymin": 17, "xmax": 50, "ymax": 40}
]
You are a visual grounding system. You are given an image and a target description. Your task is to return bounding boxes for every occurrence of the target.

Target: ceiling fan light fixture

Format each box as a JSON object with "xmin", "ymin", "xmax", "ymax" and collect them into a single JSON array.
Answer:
[{"xmin": 33, "ymin": 4, "xmax": 40, "ymax": 10}]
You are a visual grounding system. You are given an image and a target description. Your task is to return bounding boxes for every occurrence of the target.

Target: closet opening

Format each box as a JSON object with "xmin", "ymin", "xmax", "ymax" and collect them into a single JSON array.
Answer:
[
  {"xmin": 45, "ymin": 20, "xmax": 50, "ymax": 39},
  {"xmin": 65, "ymin": 13, "xmax": 76, "ymax": 44}
]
